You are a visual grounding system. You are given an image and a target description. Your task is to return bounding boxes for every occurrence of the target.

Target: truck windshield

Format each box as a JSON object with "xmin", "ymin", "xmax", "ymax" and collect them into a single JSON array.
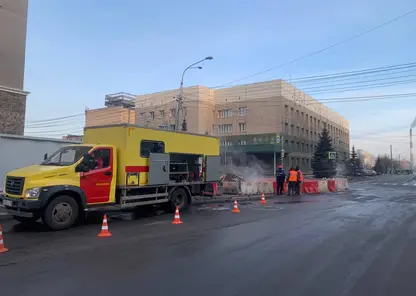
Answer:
[{"xmin": 41, "ymin": 146, "xmax": 93, "ymax": 166}]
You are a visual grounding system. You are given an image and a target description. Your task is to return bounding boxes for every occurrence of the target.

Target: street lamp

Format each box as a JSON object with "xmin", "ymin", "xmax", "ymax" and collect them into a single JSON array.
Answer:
[{"xmin": 175, "ymin": 56, "xmax": 213, "ymax": 130}]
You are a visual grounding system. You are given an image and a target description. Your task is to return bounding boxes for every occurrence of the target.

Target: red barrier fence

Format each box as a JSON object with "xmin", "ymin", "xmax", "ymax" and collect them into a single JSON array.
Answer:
[
  {"xmin": 327, "ymin": 180, "xmax": 337, "ymax": 192},
  {"xmin": 303, "ymin": 180, "xmax": 319, "ymax": 194}
]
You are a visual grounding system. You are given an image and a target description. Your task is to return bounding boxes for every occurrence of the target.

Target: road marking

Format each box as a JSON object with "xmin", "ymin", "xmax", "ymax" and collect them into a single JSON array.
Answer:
[
  {"xmin": 143, "ymin": 220, "xmax": 170, "ymax": 226},
  {"xmin": 392, "ymin": 183, "xmax": 398, "ymax": 186},
  {"xmin": 403, "ymin": 183, "xmax": 409, "ymax": 186},
  {"xmin": 383, "ymin": 183, "xmax": 388, "ymax": 185}
]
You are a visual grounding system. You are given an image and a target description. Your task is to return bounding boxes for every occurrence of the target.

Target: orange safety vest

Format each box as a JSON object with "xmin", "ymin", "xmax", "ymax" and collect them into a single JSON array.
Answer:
[
  {"xmin": 297, "ymin": 170, "xmax": 303, "ymax": 181},
  {"xmin": 289, "ymin": 170, "xmax": 297, "ymax": 182}
]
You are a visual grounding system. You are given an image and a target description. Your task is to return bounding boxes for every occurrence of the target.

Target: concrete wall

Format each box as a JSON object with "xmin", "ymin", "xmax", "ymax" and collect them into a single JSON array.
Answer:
[{"xmin": 0, "ymin": 134, "xmax": 81, "ymax": 188}]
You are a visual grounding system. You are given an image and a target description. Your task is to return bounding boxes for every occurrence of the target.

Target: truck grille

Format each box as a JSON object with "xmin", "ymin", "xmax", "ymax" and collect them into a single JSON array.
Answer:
[{"xmin": 5, "ymin": 176, "xmax": 25, "ymax": 195}]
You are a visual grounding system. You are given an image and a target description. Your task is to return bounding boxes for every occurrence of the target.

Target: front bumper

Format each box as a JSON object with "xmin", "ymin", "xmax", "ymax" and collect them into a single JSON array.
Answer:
[{"xmin": 0, "ymin": 194, "xmax": 42, "ymax": 217}]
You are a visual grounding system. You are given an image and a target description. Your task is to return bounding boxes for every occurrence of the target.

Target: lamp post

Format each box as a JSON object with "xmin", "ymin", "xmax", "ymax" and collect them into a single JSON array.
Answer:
[{"xmin": 175, "ymin": 56, "xmax": 213, "ymax": 130}]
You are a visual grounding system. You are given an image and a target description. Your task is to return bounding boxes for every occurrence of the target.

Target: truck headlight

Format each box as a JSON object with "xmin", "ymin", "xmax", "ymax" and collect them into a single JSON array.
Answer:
[{"xmin": 25, "ymin": 188, "xmax": 41, "ymax": 199}]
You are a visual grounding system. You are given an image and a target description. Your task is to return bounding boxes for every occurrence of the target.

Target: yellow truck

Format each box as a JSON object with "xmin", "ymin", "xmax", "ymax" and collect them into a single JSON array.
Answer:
[{"xmin": 0, "ymin": 124, "xmax": 221, "ymax": 230}]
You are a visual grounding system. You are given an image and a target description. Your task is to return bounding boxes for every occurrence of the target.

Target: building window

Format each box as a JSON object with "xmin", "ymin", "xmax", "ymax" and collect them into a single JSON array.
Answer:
[
  {"xmin": 149, "ymin": 112, "xmax": 155, "ymax": 120},
  {"xmin": 170, "ymin": 109, "xmax": 176, "ymax": 118},
  {"xmin": 285, "ymin": 105, "xmax": 289, "ymax": 114},
  {"xmin": 218, "ymin": 124, "xmax": 232, "ymax": 133},
  {"xmin": 238, "ymin": 107, "xmax": 248, "ymax": 116},
  {"xmin": 221, "ymin": 140, "xmax": 232, "ymax": 146},
  {"xmin": 140, "ymin": 140, "xmax": 165, "ymax": 158},
  {"xmin": 218, "ymin": 109, "xmax": 232, "ymax": 118},
  {"xmin": 238, "ymin": 140, "xmax": 247, "ymax": 145},
  {"xmin": 291, "ymin": 124, "xmax": 294, "ymax": 135},
  {"xmin": 285, "ymin": 123, "xmax": 289, "ymax": 133},
  {"xmin": 239, "ymin": 123, "xmax": 247, "ymax": 131},
  {"xmin": 139, "ymin": 112, "xmax": 145, "ymax": 121},
  {"xmin": 169, "ymin": 124, "xmax": 175, "ymax": 130},
  {"xmin": 159, "ymin": 110, "xmax": 164, "ymax": 119}
]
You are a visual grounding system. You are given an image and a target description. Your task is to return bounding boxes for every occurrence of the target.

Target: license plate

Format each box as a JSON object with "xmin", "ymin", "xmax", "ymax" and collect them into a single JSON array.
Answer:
[{"xmin": 2, "ymin": 200, "xmax": 12, "ymax": 207}]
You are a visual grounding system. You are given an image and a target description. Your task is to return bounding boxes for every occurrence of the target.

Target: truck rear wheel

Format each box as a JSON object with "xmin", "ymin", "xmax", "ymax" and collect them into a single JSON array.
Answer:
[
  {"xmin": 168, "ymin": 188, "xmax": 189, "ymax": 213},
  {"xmin": 43, "ymin": 195, "xmax": 79, "ymax": 231}
]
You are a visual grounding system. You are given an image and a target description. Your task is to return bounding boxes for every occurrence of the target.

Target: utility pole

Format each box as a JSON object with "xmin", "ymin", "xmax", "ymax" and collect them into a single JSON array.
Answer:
[
  {"xmin": 281, "ymin": 136, "xmax": 285, "ymax": 169},
  {"xmin": 390, "ymin": 144, "xmax": 393, "ymax": 173},
  {"xmin": 175, "ymin": 56, "xmax": 213, "ymax": 131},
  {"xmin": 224, "ymin": 136, "xmax": 227, "ymax": 167}
]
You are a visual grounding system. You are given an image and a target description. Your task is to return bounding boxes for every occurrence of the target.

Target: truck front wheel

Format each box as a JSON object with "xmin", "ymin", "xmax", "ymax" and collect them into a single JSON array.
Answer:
[{"xmin": 43, "ymin": 195, "xmax": 79, "ymax": 231}]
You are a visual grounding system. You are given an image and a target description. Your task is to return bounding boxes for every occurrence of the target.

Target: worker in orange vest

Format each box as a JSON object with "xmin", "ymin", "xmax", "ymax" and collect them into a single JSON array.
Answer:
[
  {"xmin": 295, "ymin": 166, "xmax": 303, "ymax": 195},
  {"xmin": 286, "ymin": 167, "xmax": 297, "ymax": 196}
]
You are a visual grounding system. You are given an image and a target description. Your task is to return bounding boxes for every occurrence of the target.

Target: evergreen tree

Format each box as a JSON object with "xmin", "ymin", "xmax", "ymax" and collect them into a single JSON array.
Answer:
[
  {"xmin": 373, "ymin": 156, "xmax": 383, "ymax": 174},
  {"xmin": 347, "ymin": 145, "xmax": 363, "ymax": 176},
  {"xmin": 312, "ymin": 128, "xmax": 337, "ymax": 178}
]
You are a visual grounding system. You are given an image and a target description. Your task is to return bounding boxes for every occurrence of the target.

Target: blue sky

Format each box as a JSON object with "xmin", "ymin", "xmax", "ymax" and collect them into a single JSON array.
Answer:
[{"xmin": 23, "ymin": 0, "xmax": 416, "ymax": 157}]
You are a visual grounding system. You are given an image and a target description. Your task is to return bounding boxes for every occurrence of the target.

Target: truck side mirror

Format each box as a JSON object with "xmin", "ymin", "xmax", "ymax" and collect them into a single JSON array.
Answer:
[
  {"xmin": 82, "ymin": 152, "xmax": 96, "ymax": 170},
  {"xmin": 44, "ymin": 153, "xmax": 48, "ymax": 160},
  {"xmin": 75, "ymin": 163, "xmax": 89, "ymax": 173},
  {"xmin": 75, "ymin": 153, "xmax": 93, "ymax": 173}
]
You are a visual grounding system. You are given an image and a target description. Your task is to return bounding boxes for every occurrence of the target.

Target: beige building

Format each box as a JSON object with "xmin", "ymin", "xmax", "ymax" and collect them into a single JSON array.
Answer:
[
  {"xmin": 85, "ymin": 106, "xmax": 135, "ymax": 127},
  {"xmin": 135, "ymin": 79, "xmax": 350, "ymax": 173},
  {"xmin": 85, "ymin": 93, "xmax": 136, "ymax": 127}
]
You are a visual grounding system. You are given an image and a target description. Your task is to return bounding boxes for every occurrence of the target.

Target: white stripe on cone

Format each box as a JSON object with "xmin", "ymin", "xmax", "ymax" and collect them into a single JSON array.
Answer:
[{"xmin": 102, "ymin": 226, "xmax": 108, "ymax": 230}]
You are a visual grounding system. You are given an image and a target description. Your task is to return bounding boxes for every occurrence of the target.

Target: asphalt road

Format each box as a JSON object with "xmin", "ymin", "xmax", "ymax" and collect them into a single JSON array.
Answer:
[{"xmin": 1, "ymin": 175, "xmax": 416, "ymax": 296}]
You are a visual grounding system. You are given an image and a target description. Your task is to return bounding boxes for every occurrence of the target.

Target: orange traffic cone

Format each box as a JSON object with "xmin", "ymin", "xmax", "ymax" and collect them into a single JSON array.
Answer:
[
  {"xmin": 97, "ymin": 214, "xmax": 112, "ymax": 237},
  {"xmin": 260, "ymin": 192, "xmax": 267, "ymax": 205},
  {"xmin": 232, "ymin": 200, "xmax": 240, "ymax": 213},
  {"xmin": 0, "ymin": 224, "xmax": 8, "ymax": 253},
  {"xmin": 172, "ymin": 206, "xmax": 183, "ymax": 224}
]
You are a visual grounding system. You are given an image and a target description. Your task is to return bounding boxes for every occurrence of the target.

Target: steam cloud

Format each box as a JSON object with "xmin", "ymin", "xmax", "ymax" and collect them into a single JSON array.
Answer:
[{"xmin": 411, "ymin": 117, "xmax": 416, "ymax": 129}]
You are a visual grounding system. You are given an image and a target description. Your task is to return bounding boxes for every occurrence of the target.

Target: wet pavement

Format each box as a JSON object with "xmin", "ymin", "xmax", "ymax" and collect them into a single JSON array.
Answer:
[{"xmin": 1, "ymin": 176, "xmax": 416, "ymax": 295}]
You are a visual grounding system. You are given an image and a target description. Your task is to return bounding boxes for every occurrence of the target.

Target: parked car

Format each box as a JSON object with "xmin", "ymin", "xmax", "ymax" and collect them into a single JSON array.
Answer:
[{"xmin": 363, "ymin": 169, "xmax": 377, "ymax": 176}]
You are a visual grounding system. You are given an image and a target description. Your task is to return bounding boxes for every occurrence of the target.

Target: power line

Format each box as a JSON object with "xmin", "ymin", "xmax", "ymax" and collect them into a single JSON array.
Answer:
[
  {"xmin": 211, "ymin": 8, "xmax": 416, "ymax": 88},
  {"xmin": 289, "ymin": 62, "xmax": 416, "ymax": 83}
]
